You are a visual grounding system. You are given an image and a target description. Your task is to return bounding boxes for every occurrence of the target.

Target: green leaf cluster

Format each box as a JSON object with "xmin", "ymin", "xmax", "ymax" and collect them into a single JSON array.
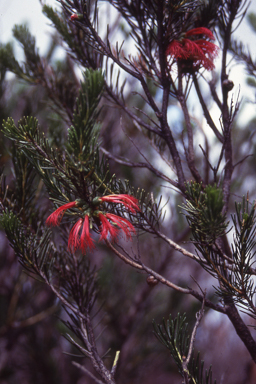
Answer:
[
  {"xmin": 13, "ymin": 25, "xmax": 41, "ymax": 68},
  {"xmin": 0, "ymin": 42, "xmax": 23, "ymax": 78},
  {"xmin": 153, "ymin": 313, "xmax": 216, "ymax": 384},
  {"xmin": 1, "ymin": 70, "xmax": 107, "ymax": 205},
  {"xmin": 67, "ymin": 69, "xmax": 104, "ymax": 159},
  {"xmin": 214, "ymin": 197, "xmax": 256, "ymax": 318},
  {"xmin": 0, "ymin": 210, "xmax": 52, "ymax": 270},
  {"xmin": 182, "ymin": 182, "xmax": 228, "ymax": 244},
  {"xmin": 42, "ymin": 5, "xmax": 75, "ymax": 48},
  {"xmin": 0, "ymin": 25, "xmax": 42, "ymax": 83}
]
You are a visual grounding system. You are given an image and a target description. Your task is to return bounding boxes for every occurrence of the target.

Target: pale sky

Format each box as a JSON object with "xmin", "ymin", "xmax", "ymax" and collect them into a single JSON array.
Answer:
[
  {"xmin": 1, "ymin": 0, "xmax": 256, "ymax": 121},
  {"xmin": 0, "ymin": 0, "xmax": 58, "ymax": 55},
  {"xmin": 1, "ymin": 0, "xmax": 256, "ymax": 54}
]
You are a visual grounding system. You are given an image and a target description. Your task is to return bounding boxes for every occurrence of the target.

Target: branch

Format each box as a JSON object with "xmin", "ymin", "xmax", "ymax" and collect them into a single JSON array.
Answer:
[
  {"xmin": 66, "ymin": 333, "xmax": 92, "ymax": 357},
  {"xmin": 100, "ymin": 147, "xmax": 178, "ymax": 186},
  {"xmin": 209, "ymin": 79, "xmax": 222, "ymax": 110},
  {"xmin": 193, "ymin": 75, "xmax": 224, "ymax": 143},
  {"xmin": 72, "ymin": 362, "xmax": 105, "ymax": 384},
  {"xmin": 225, "ymin": 299, "xmax": 256, "ymax": 363},
  {"xmin": 182, "ymin": 295, "xmax": 205, "ymax": 383},
  {"xmin": 154, "ymin": 1, "xmax": 186, "ymax": 192},
  {"xmin": 157, "ymin": 230, "xmax": 201, "ymax": 262},
  {"xmin": 177, "ymin": 75, "xmax": 203, "ymax": 184},
  {"xmin": 12, "ymin": 304, "xmax": 58, "ymax": 328},
  {"xmin": 81, "ymin": 10, "xmax": 142, "ymax": 82},
  {"xmin": 104, "ymin": 85, "xmax": 162, "ymax": 136},
  {"xmin": 138, "ymin": 211, "xmax": 200, "ymax": 262},
  {"xmin": 105, "ymin": 239, "xmax": 190, "ymax": 294},
  {"xmin": 105, "ymin": 240, "xmax": 226, "ymax": 314},
  {"xmin": 38, "ymin": 268, "xmax": 87, "ymax": 320},
  {"xmin": 104, "ymin": 239, "xmax": 143, "ymax": 270},
  {"xmin": 220, "ymin": 3, "xmax": 238, "ymax": 213}
]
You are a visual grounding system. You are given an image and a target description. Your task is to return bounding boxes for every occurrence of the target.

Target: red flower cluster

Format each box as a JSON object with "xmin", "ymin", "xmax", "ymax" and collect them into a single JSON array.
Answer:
[
  {"xmin": 166, "ymin": 27, "xmax": 218, "ymax": 71},
  {"xmin": 46, "ymin": 194, "xmax": 140, "ymax": 254}
]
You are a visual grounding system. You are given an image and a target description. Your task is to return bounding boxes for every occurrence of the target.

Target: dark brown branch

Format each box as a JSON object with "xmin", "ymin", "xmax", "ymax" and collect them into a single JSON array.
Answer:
[
  {"xmin": 82, "ymin": 11, "xmax": 143, "ymax": 82},
  {"xmin": 177, "ymin": 72, "xmax": 203, "ymax": 184},
  {"xmin": 219, "ymin": 230, "xmax": 256, "ymax": 363},
  {"xmin": 156, "ymin": 1, "xmax": 186, "ymax": 192},
  {"xmin": 225, "ymin": 300, "xmax": 256, "ymax": 363},
  {"xmin": 199, "ymin": 144, "xmax": 210, "ymax": 184},
  {"xmin": 209, "ymin": 79, "xmax": 222, "ymax": 110},
  {"xmin": 220, "ymin": 3, "xmax": 238, "ymax": 214},
  {"xmin": 193, "ymin": 75, "xmax": 224, "ymax": 143},
  {"xmin": 105, "ymin": 240, "xmax": 226, "ymax": 314}
]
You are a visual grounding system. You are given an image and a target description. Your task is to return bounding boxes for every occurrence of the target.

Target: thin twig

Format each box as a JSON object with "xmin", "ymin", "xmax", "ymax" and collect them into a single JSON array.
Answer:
[
  {"xmin": 177, "ymin": 75, "xmax": 202, "ymax": 183},
  {"xmin": 104, "ymin": 85, "xmax": 162, "ymax": 135},
  {"xmin": 72, "ymin": 362, "xmax": 105, "ymax": 384},
  {"xmin": 38, "ymin": 269, "xmax": 87, "ymax": 320},
  {"xmin": 193, "ymin": 74, "xmax": 224, "ymax": 143},
  {"xmin": 105, "ymin": 240, "xmax": 226, "ymax": 313},
  {"xmin": 100, "ymin": 147, "xmax": 178, "ymax": 186},
  {"xmin": 209, "ymin": 79, "xmax": 222, "ymax": 110},
  {"xmin": 233, "ymin": 154, "xmax": 253, "ymax": 168},
  {"xmin": 182, "ymin": 295, "xmax": 205, "ymax": 382},
  {"xmin": 66, "ymin": 333, "xmax": 92, "ymax": 358},
  {"xmin": 12, "ymin": 304, "xmax": 58, "ymax": 328}
]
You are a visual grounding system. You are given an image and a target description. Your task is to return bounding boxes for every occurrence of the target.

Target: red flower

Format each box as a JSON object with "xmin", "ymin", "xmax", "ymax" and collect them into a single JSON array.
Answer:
[
  {"xmin": 99, "ymin": 194, "xmax": 140, "ymax": 213},
  {"xmin": 46, "ymin": 194, "xmax": 139, "ymax": 253},
  {"xmin": 80, "ymin": 215, "xmax": 94, "ymax": 251},
  {"xmin": 166, "ymin": 27, "xmax": 218, "ymax": 71},
  {"xmin": 46, "ymin": 201, "xmax": 77, "ymax": 226},
  {"xmin": 98, "ymin": 213, "xmax": 136, "ymax": 241},
  {"xmin": 68, "ymin": 218, "xmax": 83, "ymax": 251},
  {"xmin": 46, "ymin": 201, "xmax": 94, "ymax": 253},
  {"xmin": 98, "ymin": 213, "xmax": 118, "ymax": 241},
  {"xmin": 68, "ymin": 216, "xmax": 95, "ymax": 253}
]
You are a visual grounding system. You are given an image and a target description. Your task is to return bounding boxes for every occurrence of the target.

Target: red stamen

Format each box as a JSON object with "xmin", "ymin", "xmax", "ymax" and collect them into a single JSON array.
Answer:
[
  {"xmin": 100, "ymin": 194, "xmax": 140, "ymax": 213},
  {"xmin": 46, "ymin": 201, "xmax": 77, "ymax": 226},
  {"xmin": 68, "ymin": 218, "xmax": 83, "ymax": 252},
  {"xmin": 81, "ymin": 216, "xmax": 95, "ymax": 251},
  {"xmin": 98, "ymin": 213, "xmax": 118, "ymax": 241},
  {"xmin": 185, "ymin": 27, "xmax": 215, "ymax": 40},
  {"xmin": 105, "ymin": 213, "xmax": 136, "ymax": 240}
]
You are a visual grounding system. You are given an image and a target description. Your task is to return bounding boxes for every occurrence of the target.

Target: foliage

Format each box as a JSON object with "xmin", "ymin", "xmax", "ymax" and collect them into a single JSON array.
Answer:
[
  {"xmin": 182, "ymin": 182, "xmax": 228, "ymax": 244},
  {"xmin": 153, "ymin": 313, "xmax": 216, "ymax": 384}
]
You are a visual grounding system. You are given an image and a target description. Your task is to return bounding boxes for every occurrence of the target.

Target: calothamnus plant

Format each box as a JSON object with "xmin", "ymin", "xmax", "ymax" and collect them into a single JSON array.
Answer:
[{"xmin": 1, "ymin": 0, "xmax": 256, "ymax": 383}]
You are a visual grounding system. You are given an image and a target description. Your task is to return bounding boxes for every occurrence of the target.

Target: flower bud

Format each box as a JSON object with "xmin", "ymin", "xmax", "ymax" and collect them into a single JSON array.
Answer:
[{"xmin": 70, "ymin": 13, "xmax": 83, "ymax": 21}]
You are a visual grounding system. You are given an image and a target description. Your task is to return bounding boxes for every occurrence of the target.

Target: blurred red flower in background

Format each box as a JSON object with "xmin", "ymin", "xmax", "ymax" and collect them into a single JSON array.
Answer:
[{"xmin": 166, "ymin": 27, "xmax": 218, "ymax": 71}]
